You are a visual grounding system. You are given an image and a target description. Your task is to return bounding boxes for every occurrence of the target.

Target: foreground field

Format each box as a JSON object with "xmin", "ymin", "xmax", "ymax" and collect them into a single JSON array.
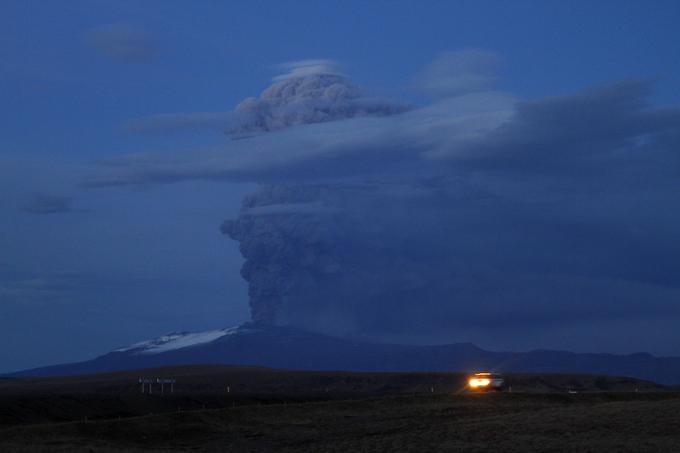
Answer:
[
  {"xmin": 3, "ymin": 392, "xmax": 680, "ymax": 452},
  {"xmin": 1, "ymin": 366, "xmax": 678, "ymax": 452}
]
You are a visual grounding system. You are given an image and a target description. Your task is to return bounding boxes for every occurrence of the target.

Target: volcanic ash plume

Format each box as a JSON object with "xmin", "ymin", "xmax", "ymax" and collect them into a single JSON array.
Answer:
[
  {"xmin": 81, "ymin": 54, "xmax": 680, "ymax": 346},
  {"xmin": 222, "ymin": 61, "xmax": 427, "ymax": 334},
  {"xmin": 221, "ymin": 182, "xmax": 466, "ymax": 335},
  {"xmin": 217, "ymin": 58, "xmax": 680, "ymax": 342},
  {"xmin": 227, "ymin": 61, "xmax": 408, "ymax": 137}
]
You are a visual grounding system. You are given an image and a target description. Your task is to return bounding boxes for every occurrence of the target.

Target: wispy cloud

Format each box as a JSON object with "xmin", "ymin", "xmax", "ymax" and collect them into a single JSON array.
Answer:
[
  {"xmin": 123, "ymin": 112, "xmax": 232, "ymax": 135},
  {"xmin": 416, "ymin": 49, "xmax": 503, "ymax": 98},
  {"xmin": 273, "ymin": 59, "xmax": 344, "ymax": 81},
  {"xmin": 86, "ymin": 22, "xmax": 156, "ymax": 63},
  {"xmin": 19, "ymin": 193, "xmax": 79, "ymax": 215},
  {"xmin": 0, "ymin": 272, "xmax": 85, "ymax": 304}
]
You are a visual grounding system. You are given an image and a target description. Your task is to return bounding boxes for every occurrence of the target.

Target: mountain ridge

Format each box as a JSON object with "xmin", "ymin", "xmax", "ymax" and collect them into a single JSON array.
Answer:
[{"xmin": 9, "ymin": 323, "xmax": 680, "ymax": 384}]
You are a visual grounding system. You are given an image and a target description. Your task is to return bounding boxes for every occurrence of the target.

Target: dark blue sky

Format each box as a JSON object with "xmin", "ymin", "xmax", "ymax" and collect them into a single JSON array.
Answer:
[{"xmin": 1, "ymin": 0, "xmax": 679, "ymax": 372}]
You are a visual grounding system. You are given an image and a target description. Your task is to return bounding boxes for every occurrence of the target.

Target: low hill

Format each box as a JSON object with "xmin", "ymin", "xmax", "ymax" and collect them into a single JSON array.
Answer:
[
  {"xmin": 0, "ymin": 364, "xmax": 668, "ymax": 427},
  {"xmin": 2, "ymin": 364, "xmax": 666, "ymax": 396},
  {"xmin": 0, "ymin": 366, "xmax": 678, "ymax": 452}
]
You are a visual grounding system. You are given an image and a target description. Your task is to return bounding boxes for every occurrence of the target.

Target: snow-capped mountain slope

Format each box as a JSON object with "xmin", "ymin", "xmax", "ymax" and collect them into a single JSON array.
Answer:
[
  {"xmin": 114, "ymin": 327, "xmax": 241, "ymax": 355},
  {"xmin": 10, "ymin": 323, "xmax": 680, "ymax": 385}
]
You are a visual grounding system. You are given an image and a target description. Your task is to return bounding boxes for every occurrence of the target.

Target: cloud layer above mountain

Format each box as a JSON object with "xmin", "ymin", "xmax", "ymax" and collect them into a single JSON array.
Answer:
[{"xmin": 85, "ymin": 56, "xmax": 679, "ymax": 188}]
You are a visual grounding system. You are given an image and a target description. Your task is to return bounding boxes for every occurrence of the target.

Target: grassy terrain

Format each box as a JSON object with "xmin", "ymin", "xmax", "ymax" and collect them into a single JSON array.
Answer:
[{"xmin": 0, "ymin": 365, "xmax": 677, "ymax": 452}]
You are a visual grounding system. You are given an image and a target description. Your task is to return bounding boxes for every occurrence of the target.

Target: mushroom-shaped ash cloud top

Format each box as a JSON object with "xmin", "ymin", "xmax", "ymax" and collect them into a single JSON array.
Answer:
[{"xmin": 227, "ymin": 60, "xmax": 409, "ymax": 137}]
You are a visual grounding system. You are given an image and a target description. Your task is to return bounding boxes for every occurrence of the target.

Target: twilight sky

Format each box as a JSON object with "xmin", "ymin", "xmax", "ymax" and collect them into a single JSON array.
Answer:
[{"xmin": 2, "ymin": 0, "xmax": 680, "ymax": 373}]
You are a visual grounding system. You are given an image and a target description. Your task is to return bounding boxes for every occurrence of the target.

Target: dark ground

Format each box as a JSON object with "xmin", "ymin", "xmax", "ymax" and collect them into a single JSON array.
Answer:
[{"xmin": 1, "ymin": 365, "xmax": 678, "ymax": 452}]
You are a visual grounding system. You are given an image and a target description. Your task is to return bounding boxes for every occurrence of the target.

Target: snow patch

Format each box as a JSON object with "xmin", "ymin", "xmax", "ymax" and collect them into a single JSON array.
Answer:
[{"xmin": 115, "ymin": 326, "xmax": 240, "ymax": 355}]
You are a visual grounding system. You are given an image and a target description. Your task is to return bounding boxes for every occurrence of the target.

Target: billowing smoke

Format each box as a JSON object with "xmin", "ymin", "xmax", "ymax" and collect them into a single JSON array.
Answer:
[
  {"xmin": 90, "ymin": 53, "xmax": 680, "ymax": 347},
  {"xmin": 227, "ymin": 60, "xmax": 408, "ymax": 137},
  {"xmin": 222, "ymin": 177, "xmax": 680, "ymax": 340},
  {"xmin": 221, "ymin": 182, "xmax": 456, "ymax": 333},
  {"xmin": 218, "ymin": 59, "xmax": 680, "ymax": 342}
]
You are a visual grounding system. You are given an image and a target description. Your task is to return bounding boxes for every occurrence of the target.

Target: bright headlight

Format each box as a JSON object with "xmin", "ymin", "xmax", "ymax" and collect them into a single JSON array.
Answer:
[{"xmin": 469, "ymin": 378, "xmax": 491, "ymax": 387}]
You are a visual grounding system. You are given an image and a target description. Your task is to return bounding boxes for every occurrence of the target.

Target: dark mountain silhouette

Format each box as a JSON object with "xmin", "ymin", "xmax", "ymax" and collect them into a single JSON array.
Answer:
[{"xmin": 10, "ymin": 323, "xmax": 680, "ymax": 384}]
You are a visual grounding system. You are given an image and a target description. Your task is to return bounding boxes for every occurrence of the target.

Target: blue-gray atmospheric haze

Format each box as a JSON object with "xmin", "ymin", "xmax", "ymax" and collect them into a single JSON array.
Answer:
[{"xmin": 1, "ymin": 0, "xmax": 680, "ymax": 373}]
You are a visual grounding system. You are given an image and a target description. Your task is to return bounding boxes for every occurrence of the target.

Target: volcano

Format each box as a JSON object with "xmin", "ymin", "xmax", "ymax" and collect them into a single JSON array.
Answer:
[{"xmin": 10, "ymin": 323, "xmax": 680, "ymax": 385}]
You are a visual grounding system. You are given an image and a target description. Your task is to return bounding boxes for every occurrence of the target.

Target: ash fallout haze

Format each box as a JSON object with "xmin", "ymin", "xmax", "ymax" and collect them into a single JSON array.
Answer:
[{"xmin": 1, "ymin": 0, "xmax": 680, "ymax": 374}]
